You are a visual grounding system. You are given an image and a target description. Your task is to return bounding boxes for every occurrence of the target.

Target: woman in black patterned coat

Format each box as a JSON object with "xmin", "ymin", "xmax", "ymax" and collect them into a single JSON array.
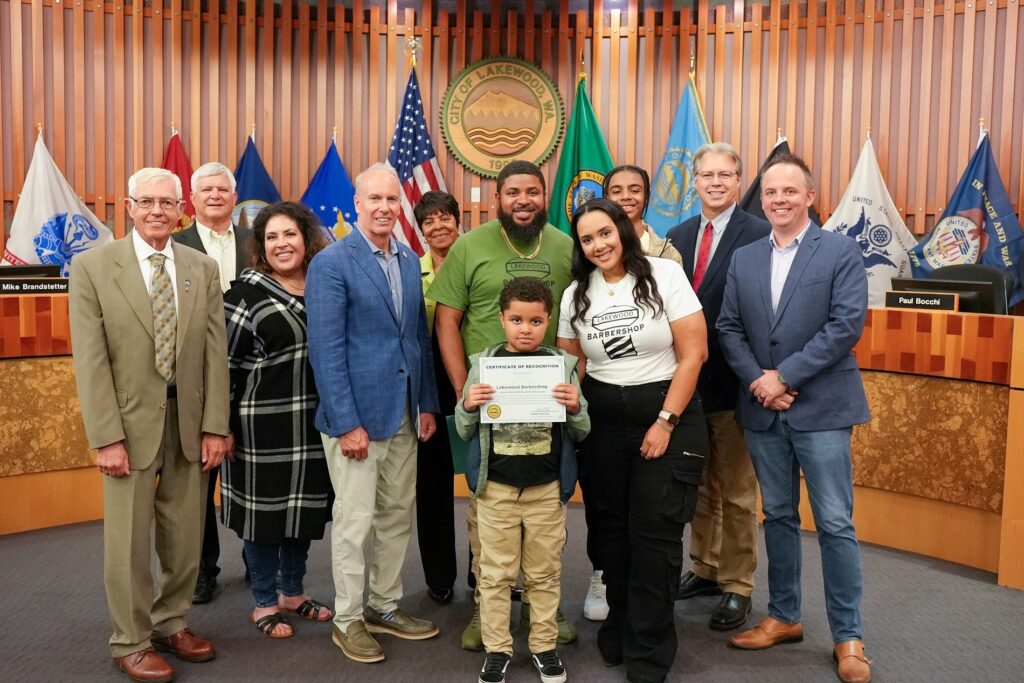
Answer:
[{"xmin": 221, "ymin": 201, "xmax": 333, "ymax": 639}]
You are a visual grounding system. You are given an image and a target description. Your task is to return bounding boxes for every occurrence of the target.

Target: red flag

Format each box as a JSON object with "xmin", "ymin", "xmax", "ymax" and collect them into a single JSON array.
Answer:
[{"xmin": 162, "ymin": 132, "xmax": 195, "ymax": 229}]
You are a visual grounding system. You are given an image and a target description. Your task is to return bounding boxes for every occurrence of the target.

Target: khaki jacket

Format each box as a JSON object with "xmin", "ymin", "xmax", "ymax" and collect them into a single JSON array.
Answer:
[{"xmin": 69, "ymin": 235, "xmax": 230, "ymax": 469}]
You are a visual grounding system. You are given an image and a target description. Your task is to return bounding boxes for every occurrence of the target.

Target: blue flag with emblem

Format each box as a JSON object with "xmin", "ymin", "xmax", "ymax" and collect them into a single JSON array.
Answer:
[
  {"xmin": 1, "ymin": 132, "xmax": 112, "ymax": 275},
  {"xmin": 301, "ymin": 140, "xmax": 357, "ymax": 242},
  {"xmin": 647, "ymin": 75, "xmax": 710, "ymax": 236},
  {"xmin": 232, "ymin": 135, "xmax": 281, "ymax": 225},
  {"xmin": 908, "ymin": 133, "xmax": 1024, "ymax": 306}
]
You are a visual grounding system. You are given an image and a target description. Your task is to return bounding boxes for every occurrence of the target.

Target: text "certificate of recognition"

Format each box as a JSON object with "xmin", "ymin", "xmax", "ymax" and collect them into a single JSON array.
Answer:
[{"xmin": 479, "ymin": 356, "xmax": 565, "ymax": 424}]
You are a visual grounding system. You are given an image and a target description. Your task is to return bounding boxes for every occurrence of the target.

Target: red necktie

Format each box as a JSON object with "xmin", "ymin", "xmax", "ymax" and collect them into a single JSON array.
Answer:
[{"xmin": 692, "ymin": 221, "xmax": 714, "ymax": 291}]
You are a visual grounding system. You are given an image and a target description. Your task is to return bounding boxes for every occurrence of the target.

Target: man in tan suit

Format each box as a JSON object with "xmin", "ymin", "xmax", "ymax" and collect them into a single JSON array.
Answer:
[{"xmin": 70, "ymin": 167, "xmax": 230, "ymax": 683}]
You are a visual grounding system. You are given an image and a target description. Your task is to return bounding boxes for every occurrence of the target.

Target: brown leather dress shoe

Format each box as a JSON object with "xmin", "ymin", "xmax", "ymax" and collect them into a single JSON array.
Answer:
[
  {"xmin": 834, "ymin": 640, "xmax": 872, "ymax": 682},
  {"xmin": 728, "ymin": 616, "xmax": 804, "ymax": 650},
  {"xmin": 152, "ymin": 628, "xmax": 216, "ymax": 663},
  {"xmin": 113, "ymin": 647, "xmax": 174, "ymax": 683}
]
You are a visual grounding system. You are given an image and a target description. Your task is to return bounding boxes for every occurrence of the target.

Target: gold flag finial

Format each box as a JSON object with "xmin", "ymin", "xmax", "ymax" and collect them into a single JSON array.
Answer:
[
  {"xmin": 332, "ymin": 126, "xmax": 338, "ymax": 143},
  {"xmin": 407, "ymin": 37, "xmax": 422, "ymax": 69},
  {"xmin": 37, "ymin": 122, "xmax": 43, "ymax": 133}
]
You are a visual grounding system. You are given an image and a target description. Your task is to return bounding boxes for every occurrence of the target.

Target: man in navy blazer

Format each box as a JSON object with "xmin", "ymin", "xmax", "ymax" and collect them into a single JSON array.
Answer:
[
  {"xmin": 666, "ymin": 142, "xmax": 770, "ymax": 632},
  {"xmin": 717, "ymin": 154, "xmax": 872, "ymax": 683},
  {"xmin": 307, "ymin": 164, "xmax": 440, "ymax": 664}
]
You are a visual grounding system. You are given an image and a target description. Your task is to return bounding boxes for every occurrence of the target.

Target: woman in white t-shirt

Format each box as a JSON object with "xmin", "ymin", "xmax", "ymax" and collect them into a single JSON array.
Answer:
[{"xmin": 556, "ymin": 198, "xmax": 708, "ymax": 683}]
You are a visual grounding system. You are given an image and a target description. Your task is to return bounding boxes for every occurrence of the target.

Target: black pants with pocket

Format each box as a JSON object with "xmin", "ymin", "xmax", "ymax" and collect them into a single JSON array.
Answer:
[{"xmin": 580, "ymin": 376, "xmax": 708, "ymax": 683}]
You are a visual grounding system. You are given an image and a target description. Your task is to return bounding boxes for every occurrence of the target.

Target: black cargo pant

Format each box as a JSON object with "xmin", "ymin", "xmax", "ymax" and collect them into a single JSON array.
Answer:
[{"xmin": 580, "ymin": 376, "xmax": 708, "ymax": 683}]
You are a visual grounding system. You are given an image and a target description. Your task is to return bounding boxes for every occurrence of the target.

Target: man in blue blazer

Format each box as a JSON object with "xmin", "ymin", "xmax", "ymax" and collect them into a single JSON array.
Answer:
[
  {"xmin": 307, "ymin": 164, "xmax": 440, "ymax": 664},
  {"xmin": 667, "ymin": 143, "xmax": 770, "ymax": 632},
  {"xmin": 717, "ymin": 154, "xmax": 872, "ymax": 683}
]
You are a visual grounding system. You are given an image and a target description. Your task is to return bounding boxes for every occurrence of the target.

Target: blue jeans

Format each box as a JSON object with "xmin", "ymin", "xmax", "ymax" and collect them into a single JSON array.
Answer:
[
  {"xmin": 243, "ymin": 538, "xmax": 312, "ymax": 608},
  {"xmin": 744, "ymin": 414, "xmax": 863, "ymax": 643}
]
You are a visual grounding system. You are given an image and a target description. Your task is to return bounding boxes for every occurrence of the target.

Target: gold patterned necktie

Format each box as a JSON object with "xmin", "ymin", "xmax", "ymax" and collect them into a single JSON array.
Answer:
[{"xmin": 149, "ymin": 253, "xmax": 177, "ymax": 382}]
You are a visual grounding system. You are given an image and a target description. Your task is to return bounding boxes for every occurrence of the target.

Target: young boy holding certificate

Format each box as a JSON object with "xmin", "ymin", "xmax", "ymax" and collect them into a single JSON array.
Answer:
[{"xmin": 456, "ymin": 278, "xmax": 591, "ymax": 683}]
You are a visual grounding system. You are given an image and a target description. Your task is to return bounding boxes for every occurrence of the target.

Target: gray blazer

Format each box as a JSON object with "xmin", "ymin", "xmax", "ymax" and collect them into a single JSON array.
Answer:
[{"xmin": 716, "ymin": 223, "xmax": 870, "ymax": 432}]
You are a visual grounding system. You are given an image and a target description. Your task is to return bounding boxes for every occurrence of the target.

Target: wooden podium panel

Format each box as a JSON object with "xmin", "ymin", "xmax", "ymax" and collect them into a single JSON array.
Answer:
[
  {"xmin": 0, "ymin": 295, "xmax": 72, "ymax": 359},
  {"xmin": 845, "ymin": 308, "xmax": 1023, "ymax": 588}
]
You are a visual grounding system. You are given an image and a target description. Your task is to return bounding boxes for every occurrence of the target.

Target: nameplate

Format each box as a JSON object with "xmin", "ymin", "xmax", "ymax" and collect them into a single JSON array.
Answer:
[
  {"xmin": 0, "ymin": 278, "xmax": 70, "ymax": 295},
  {"xmin": 884, "ymin": 290, "xmax": 958, "ymax": 311}
]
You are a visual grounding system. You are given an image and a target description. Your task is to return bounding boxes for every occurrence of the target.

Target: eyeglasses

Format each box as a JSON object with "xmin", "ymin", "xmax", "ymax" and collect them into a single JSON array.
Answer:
[
  {"xmin": 130, "ymin": 196, "xmax": 182, "ymax": 211},
  {"xmin": 696, "ymin": 171, "xmax": 738, "ymax": 182}
]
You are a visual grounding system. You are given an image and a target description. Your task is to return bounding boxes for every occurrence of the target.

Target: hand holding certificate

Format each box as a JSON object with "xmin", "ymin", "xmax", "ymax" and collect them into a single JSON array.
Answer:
[{"xmin": 475, "ymin": 356, "xmax": 568, "ymax": 424}]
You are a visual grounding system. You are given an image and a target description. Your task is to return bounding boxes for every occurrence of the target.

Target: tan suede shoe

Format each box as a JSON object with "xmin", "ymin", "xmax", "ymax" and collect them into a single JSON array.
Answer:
[
  {"xmin": 728, "ymin": 616, "xmax": 804, "ymax": 650},
  {"xmin": 834, "ymin": 640, "xmax": 872, "ymax": 683},
  {"xmin": 332, "ymin": 621, "xmax": 385, "ymax": 663}
]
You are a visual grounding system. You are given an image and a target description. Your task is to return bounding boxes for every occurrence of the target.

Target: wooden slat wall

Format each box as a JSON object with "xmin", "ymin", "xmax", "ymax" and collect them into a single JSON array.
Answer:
[{"xmin": 2, "ymin": 0, "xmax": 1023, "ymax": 241}]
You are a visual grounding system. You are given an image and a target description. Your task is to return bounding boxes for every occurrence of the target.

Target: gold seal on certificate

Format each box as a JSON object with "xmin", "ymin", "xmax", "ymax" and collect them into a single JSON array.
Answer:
[{"xmin": 479, "ymin": 356, "xmax": 566, "ymax": 424}]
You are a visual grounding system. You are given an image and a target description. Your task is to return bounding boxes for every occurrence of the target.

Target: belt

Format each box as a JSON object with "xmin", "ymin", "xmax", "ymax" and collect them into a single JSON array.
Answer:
[{"xmin": 166, "ymin": 385, "xmax": 177, "ymax": 398}]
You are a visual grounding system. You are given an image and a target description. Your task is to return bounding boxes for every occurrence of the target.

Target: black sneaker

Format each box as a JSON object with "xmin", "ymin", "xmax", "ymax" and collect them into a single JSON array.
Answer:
[
  {"xmin": 479, "ymin": 652, "xmax": 512, "ymax": 683},
  {"xmin": 531, "ymin": 649, "xmax": 567, "ymax": 683}
]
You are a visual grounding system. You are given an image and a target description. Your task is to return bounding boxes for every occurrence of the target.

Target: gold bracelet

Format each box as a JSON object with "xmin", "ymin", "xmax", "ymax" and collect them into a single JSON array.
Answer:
[{"xmin": 655, "ymin": 419, "xmax": 674, "ymax": 433}]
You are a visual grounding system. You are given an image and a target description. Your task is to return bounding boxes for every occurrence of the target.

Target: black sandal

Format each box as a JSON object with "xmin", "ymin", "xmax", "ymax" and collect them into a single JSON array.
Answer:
[
  {"xmin": 252, "ymin": 611, "xmax": 293, "ymax": 639},
  {"xmin": 286, "ymin": 598, "xmax": 332, "ymax": 622}
]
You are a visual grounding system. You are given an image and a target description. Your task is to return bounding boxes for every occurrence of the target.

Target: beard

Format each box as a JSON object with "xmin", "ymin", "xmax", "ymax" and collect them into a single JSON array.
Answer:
[{"xmin": 498, "ymin": 205, "xmax": 548, "ymax": 243}]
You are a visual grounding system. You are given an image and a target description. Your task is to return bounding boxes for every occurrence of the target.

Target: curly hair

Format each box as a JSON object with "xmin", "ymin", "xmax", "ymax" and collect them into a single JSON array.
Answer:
[
  {"xmin": 568, "ymin": 198, "xmax": 663, "ymax": 330},
  {"xmin": 250, "ymin": 201, "xmax": 329, "ymax": 275},
  {"xmin": 499, "ymin": 277, "xmax": 554, "ymax": 314}
]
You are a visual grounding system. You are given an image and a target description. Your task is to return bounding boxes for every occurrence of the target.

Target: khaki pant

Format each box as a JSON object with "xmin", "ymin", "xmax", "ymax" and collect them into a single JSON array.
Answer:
[
  {"xmin": 477, "ymin": 480, "xmax": 565, "ymax": 655},
  {"xmin": 322, "ymin": 410, "xmax": 418, "ymax": 630},
  {"xmin": 104, "ymin": 399, "xmax": 206, "ymax": 657},
  {"xmin": 689, "ymin": 410, "xmax": 758, "ymax": 595}
]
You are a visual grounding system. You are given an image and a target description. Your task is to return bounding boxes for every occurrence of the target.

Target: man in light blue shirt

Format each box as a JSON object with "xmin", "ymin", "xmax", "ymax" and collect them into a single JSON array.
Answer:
[{"xmin": 716, "ymin": 154, "xmax": 872, "ymax": 683}]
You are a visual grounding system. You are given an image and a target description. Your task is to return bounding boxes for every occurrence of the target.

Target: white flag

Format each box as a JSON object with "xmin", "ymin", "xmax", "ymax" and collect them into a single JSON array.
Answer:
[
  {"xmin": 823, "ymin": 138, "xmax": 917, "ymax": 306},
  {"xmin": 1, "ymin": 133, "xmax": 112, "ymax": 275}
]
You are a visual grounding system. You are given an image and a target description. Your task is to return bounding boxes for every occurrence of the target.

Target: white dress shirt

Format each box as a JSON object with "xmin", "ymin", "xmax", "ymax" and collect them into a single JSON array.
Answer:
[
  {"xmin": 693, "ymin": 203, "xmax": 736, "ymax": 263},
  {"xmin": 195, "ymin": 221, "xmax": 236, "ymax": 292},
  {"xmin": 132, "ymin": 229, "xmax": 179, "ymax": 313}
]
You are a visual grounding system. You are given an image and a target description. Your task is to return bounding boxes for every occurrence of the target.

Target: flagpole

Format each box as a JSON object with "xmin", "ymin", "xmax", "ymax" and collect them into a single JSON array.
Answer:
[{"xmin": 978, "ymin": 117, "xmax": 987, "ymax": 148}]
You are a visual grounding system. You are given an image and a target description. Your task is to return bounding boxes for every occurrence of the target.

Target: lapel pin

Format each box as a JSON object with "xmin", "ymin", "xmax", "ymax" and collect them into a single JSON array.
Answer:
[{"xmin": 184, "ymin": 279, "xmax": 192, "ymax": 292}]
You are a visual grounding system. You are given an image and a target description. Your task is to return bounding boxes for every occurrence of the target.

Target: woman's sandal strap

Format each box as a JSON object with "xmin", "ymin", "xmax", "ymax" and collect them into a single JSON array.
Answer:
[
  {"xmin": 295, "ymin": 599, "xmax": 329, "ymax": 620},
  {"xmin": 254, "ymin": 612, "xmax": 292, "ymax": 638}
]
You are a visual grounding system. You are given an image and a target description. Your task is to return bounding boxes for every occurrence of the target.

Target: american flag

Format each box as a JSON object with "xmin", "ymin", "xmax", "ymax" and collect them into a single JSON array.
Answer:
[{"xmin": 386, "ymin": 69, "xmax": 448, "ymax": 256}]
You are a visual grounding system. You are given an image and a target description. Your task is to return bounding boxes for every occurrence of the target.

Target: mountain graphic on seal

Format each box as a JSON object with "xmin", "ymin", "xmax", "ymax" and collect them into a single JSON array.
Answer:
[{"xmin": 464, "ymin": 90, "xmax": 541, "ymax": 156}]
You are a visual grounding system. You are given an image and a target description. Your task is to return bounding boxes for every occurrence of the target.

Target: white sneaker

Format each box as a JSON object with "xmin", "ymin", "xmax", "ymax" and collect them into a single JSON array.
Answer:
[{"xmin": 583, "ymin": 570, "xmax": 609, "ymax": 621}]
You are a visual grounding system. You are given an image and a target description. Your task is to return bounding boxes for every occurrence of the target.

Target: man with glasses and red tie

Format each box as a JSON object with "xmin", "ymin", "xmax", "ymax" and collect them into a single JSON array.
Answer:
[
  {"xmin": 666, "ymin": 143, "xmax": 770, "ymax": 633},
  {"xmin": 70, "ymin": 167, "xmax": 230, "ymax": 683}
]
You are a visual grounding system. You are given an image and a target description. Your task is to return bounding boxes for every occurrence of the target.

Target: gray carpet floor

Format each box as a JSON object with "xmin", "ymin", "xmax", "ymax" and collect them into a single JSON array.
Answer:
[{"xmin": 2, "ymin": 499, "xmax": 1023, "ymax": 682}]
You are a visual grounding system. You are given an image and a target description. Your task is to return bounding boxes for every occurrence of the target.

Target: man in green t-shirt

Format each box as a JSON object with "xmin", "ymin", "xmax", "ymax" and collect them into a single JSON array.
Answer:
[
  {"xmin": 426, "ymin": 160, "xmax": 575, "ymax": 652},
  {"xmin": 428, "ymin": 160, "xmax": 573, "ymax": 396}
]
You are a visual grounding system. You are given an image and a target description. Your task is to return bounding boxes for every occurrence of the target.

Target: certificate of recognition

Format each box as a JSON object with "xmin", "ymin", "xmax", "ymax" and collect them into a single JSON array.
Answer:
[{"xmin": 479, "ymin": 356, "xmax": 565, "ymax": 424}]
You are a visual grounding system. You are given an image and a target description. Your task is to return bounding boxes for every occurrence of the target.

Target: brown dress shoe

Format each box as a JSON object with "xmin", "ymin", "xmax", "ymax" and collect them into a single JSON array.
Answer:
[
  {"xmin": 152, "ymin": 628, "xmax": 216, "ymax": 663},
  {"xmin": 113, "ymin": 647, "xmax": 174, "ymax": 683},
  {"xmin": 834, "ymin": 640, "xmax": 872, "ymax": 683},
  {"xmin": 729, "ymin": 616, "xmax": 804, "ymax": 650}
]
